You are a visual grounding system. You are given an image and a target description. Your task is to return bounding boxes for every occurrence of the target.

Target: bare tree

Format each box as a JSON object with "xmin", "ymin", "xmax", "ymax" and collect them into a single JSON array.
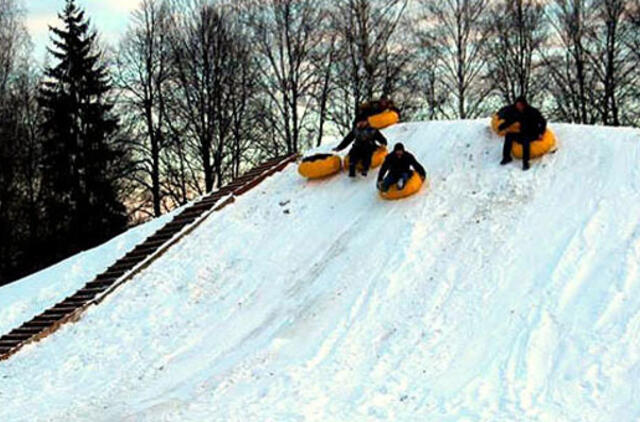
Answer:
[
  {"xmin": 416, "ymin": 0, "xmax": 493, "ymax": 119},
  {"xmin": 541, "ymin": 0, "xmax": 599, "ymax": 124},
  {"xmin": 243, "ymin": 0, "xmax": 326, "ymax": 154},
  {"xmin": 117, "ymin": 0, "xmax": 173, "ymax": 217},
  {"xmin": 330, "ymin": 0, "xmax": 412, "ymax": 129},
  {"xmin": 485, "ymin": 0, "xmax": 547, "ymax": 104},
  {"xmin": 584, "ymin": 0, "xmax": 636, "ymax": 126},
  {"xmin": 169, "ymin": 0, "xmax": 247, "ymax": 191},
  {"xmin": 0, "ymin": 0, "xmax": 45, "ymax": 283}
]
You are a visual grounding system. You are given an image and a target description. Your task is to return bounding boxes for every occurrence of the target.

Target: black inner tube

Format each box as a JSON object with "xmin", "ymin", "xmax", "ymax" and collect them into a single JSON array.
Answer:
[{"xmin": 302, "ymin": 153, "xmax": 335, "ymax": 163}]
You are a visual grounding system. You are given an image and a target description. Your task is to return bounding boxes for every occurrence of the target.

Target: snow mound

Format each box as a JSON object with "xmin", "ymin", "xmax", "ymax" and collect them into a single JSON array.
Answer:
[{"xmin": 2, "ymin": 120, "xmax": 640, "ymax": 421}]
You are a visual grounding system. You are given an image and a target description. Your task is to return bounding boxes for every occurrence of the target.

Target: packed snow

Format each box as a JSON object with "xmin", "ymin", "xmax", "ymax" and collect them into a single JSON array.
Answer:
[
  {"xmin": 0, "ymin": 209, "xmax": 178, "ymax": 337},
  {"xmin": 1, "ymin": 119, "xmax": 640, "ymax": 421}
]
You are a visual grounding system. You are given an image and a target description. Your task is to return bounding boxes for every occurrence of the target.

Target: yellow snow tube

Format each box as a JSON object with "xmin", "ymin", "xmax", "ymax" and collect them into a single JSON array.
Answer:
[
  {"xmin": 368, "ymin": 110, "xmax": 400, "ymax": 129},
  {"xmin": 343, "ymin": 146, "xmax": 388, "ymax": 171},
  {"xmin": 380, "ymin": 172, "xmax": 425, "ymax": 200},
  {"xmin": 512, "ymin": 129, "xmax": 557, "ymax": 159},
  {"xmin": 491, "ymin": 113, "xmax": 520, "ymax": 137},
  {"xmin": 298, "ymin": 153, "xmax": 342, "ymax": 179}
]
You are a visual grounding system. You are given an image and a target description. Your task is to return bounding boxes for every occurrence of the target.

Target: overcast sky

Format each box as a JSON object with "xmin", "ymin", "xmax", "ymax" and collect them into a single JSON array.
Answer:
[{"xmin": 26, "ymin": 0, "xmax": 144, "ymax": 61}]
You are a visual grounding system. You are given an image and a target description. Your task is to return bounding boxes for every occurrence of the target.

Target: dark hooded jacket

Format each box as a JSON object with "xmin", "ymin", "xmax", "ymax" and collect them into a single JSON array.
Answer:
[
  {"xmin": 378, "ymin": 151, "xmax": 426, "ymax": 181},
  {"xmin": 335, "ymin": 127, "xmax": 388, "ymax": 152},
  {"xmin": 499, "ymin": 104, "xmax": 547, "ymax": 139}
]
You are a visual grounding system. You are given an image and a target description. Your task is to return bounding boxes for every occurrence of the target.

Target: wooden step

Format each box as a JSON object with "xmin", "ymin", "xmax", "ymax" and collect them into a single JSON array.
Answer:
[
  {"xmin": 170, "ymin": 215, "xmax": 197, "ymax": 225},
  {"xmin": 1, "ymin": 333, "xmax": 31, "ymax": 342},
  {"xmin": 107, "ymin": 261, "xmax": 138, "ymax": 273},
  {"xmin": 123, "ymin": 250, "xmax": 152, "ymax": 260},
  {"xmin": 23, "ymin": 321, "xmax": 57, "ymax": 329},
  {"xmin": 85, "ymin": 280, "xmax": 116, "ymax": 289},
  {"xmin": 57, "ymin": 298, "xmax": 88, "ymax": 306},
  {"xmin": 11, "ymin": 327, "xmax": 43, "ymax": 335},
  {"xmin": 42, "ymin": 309, "xmax": 73, "ymax": 317},
  {"xmin": 32, "ymin": 315, "xmax": 66, "ymax": 324},
  {"xmin": 96, "ymin": 270, "xmax": 126, "ymax": 280},
  {"xmin": 77, "ymin": 287, "xmax": 108, "ymax": 296}
]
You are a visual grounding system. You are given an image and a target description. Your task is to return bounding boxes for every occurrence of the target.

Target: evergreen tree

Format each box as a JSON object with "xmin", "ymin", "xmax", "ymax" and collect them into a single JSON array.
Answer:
[{"xmin": 39, "ymin": 0, "xmax": 128, "ymax": 259}]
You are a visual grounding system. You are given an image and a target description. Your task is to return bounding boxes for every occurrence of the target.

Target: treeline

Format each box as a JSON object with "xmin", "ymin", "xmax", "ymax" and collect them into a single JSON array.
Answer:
[{"xmin": 2, "ymin": 0, "xmax": 640, "ymax": 284}]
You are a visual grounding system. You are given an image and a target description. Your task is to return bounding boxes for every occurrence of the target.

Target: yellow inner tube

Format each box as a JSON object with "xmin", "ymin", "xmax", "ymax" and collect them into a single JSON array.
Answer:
[
  {"xmin": 343, "ymin": 146, "xmax": 388, "ymax": 171},
  {"xmin": 380, "ymin": 172, "xmax": 425, "ymax": 200},
  {"xmin": 491, "ymin": 113, "xmax": 521, "ymax": 137},
  {"xmin": 512, "ymin": 129, "xmax": 557, "ymax": 159},
  {"xmin": 368, "ymin": 110, "xmax": 400, "ymax": 130},
  {"xmin": 298, "ymin": 154, "xmax": 342, "ymax": 179}
]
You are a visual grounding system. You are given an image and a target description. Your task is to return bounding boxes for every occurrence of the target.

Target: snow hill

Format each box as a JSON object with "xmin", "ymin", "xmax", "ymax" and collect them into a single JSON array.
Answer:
[{"xmin": 1, "ymin": 120, "xmax": 640, "ymax": 421}]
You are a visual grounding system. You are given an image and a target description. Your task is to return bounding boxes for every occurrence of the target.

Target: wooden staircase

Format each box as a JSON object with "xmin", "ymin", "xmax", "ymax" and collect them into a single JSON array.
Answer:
[{"xmin": 0, "ymin": 154, "xmax": 298, "ymax": 361}]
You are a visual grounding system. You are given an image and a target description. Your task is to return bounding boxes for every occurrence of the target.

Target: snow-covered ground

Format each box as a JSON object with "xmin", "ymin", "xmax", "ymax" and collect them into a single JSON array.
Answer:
[
  {"xmin": 0, "ymin": 209, "xmax": 178, "ymax": 337},
  {"xmin": 1, "ymin": 120, "xmax": 640, "ymax": 421}
]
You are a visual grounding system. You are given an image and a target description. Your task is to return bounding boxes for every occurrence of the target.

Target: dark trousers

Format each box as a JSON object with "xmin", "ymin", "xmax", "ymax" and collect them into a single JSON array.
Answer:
[
  {"xmin": 380, "ymin": 171, "xmax": 411, "ymax": 192},
  {"xmin": 348, "ymin": 144, "xmax": 375, "ymax": 176},
  {"xmin": 504, "ymin": 133, "xmax": 537, "ymax": 164}
]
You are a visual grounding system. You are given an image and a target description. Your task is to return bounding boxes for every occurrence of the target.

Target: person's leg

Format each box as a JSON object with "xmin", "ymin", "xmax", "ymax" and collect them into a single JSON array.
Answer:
[
  {"xmin": 348, "ymin": 147, "xmax": 359, "ymax": 177},
  {"xmin": 501, "ymin": 134, "xmax": 514, "ymax": 165},
  {"xmin": 381, "ymin": 173, "xmax": 399, "ymax": 192},
  {"xmin": 397, "ymin": 171, "xmax": 411, "ymax": 190},
  {"xmin": 522, "ymin": 140, "xmax": 531, "ymax": 171},
  {"xmin": 360, "ymin": 146, "xmax": 374, "ymax": 176}
]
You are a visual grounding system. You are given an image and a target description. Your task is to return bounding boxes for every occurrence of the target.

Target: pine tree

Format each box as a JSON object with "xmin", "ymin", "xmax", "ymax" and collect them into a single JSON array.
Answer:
[{"xmin": 39, "ymin": 0, "xmax": 128, "ymax": 259}]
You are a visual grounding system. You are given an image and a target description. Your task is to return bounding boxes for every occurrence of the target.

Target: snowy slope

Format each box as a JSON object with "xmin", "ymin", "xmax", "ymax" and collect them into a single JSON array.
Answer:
[
  {"xmin": 2, "ymin": 120, "xmax": 640, "ymax": 421},
  {"xmin": 0, "ymin": 209, "xmax": 178, "ymax": 336}
]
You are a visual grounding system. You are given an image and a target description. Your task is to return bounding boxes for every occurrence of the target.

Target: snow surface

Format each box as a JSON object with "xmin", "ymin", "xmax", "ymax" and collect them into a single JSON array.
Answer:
[
  {"xmin": 2, "ymin": 120, "xmax": 640, "ymax": 421},
  {"xmin": 0, "ymin": 208, "xmax": 178, "ymax": 336}
]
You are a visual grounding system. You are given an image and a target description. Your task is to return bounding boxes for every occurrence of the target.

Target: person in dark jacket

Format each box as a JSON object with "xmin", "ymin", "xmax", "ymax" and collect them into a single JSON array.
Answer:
[
  {"xmin": 498, "ymin": 97, "xmax": 547, "ymax": 171},
  {"xmin": 334, "ymin": 120, "xmax": 388, "ymax": 177},
  {"xmin": 377, "ymin": 143, "xmax": 426, "ymax": 192}
]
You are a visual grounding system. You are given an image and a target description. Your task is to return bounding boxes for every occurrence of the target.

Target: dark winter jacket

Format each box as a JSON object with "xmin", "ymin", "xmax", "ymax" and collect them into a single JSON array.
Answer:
[
  {"xmin": 497, "ymin": 104, "xmax": 518, "ymax": 122},
  {"xmin": 498, "ymin": 105, "xmax": 547, "ymax": 138},
  {"xmin": 377, "ymin": 151, "xmax": 426, "ymax": 181},
  {"xmin": 335, "ymin": 127, "xmax": 388, "ymax": 152}
]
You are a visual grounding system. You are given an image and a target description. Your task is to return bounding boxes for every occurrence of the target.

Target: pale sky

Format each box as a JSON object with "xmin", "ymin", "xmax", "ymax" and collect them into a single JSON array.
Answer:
[{"xmin": 25, "ymin": 0, "xmax": 144, "ymax": 62}]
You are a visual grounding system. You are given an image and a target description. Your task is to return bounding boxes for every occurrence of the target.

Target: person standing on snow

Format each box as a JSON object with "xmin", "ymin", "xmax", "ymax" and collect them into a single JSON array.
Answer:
[
  {"xmin": 498, "ymin": 96, "xmax": 547, "ymax": 171},
  {"xmin": 377, "ymin": 143, "xmax": 426, "ymax": 192},
  {"xmin": 334, "ymin": 120, "xmax": 388, "ymax": 178}
]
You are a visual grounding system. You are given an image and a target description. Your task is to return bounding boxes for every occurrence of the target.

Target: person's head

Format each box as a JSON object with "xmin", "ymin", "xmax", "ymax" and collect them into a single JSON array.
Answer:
[
  {"xmin": 514, "ymin": 96, "xmax": 528, "ymax": 112},
  {"xmin": 379, "ymin": 97, "xmax": 392, "ymax": 109},
  {"xmin": 393, "ymin": 142, "xmax": 405, "ymax": 158}
]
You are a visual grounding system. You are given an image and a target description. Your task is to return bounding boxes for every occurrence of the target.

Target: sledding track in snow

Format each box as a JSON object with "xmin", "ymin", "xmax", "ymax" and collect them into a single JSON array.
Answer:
[
  {"xmin": 2, "ymin": 120, "xmax": 640, "ymax": 421},
  {"xmin": 0, "ymin": 154, "xmax": 297, "ymax": 362}
]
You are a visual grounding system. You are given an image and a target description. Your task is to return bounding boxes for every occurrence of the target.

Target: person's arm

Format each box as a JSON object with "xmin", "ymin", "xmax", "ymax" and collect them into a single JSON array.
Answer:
[
  {"xmin": 374, "ymin": 130, "xmax": 388, "ymax": 146},
  {"xmin": 334, "ymin": 131, "xmax": 355, "ymax": 151},
  {"xmin": 498, "ymin": 115, "xmax": 517, "ymax": 131},
  {"xmin": 378, "ymin": 156, "xmax": 390, "ymax": 182},
  {"xmin": 410, "ymin": 154, "xmax": 427, "ymax": 179},
  {"xmin": 537, "ymin": 111, "xmax": 547, "ymax": 135}
]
